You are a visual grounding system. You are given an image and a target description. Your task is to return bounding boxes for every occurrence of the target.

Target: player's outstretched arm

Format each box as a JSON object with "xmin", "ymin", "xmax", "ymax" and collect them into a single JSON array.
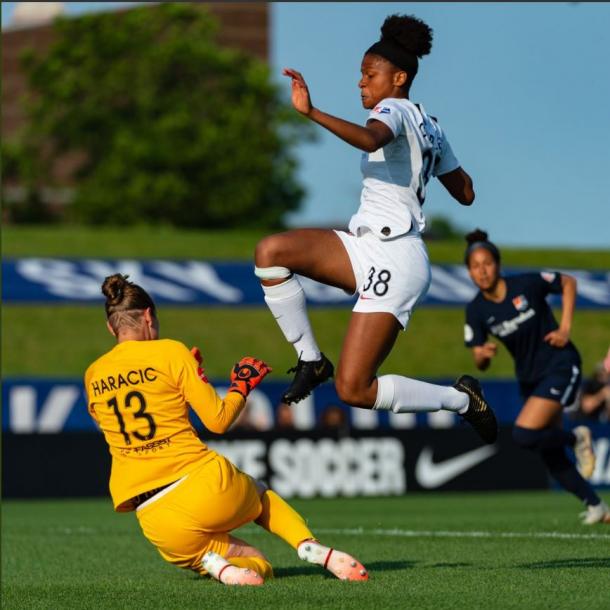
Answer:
[
  {"xmin": 282, "ymin": 68, "xmax": 393, "ymax": 152},
  {"xmin": 184, "ymin": 348, "xmax": 270, "ymax": 434}
]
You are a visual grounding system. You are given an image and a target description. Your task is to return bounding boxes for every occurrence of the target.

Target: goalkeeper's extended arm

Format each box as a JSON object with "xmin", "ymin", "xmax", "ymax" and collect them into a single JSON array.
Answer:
[{"xmin": 184, "ymin": 348, "xmax": 271, "ymax": 434}]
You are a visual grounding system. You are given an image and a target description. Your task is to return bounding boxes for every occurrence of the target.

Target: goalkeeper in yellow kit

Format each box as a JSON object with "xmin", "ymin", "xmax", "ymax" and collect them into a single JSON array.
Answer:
[{"xmin": 85, "ymin": 273, "xmax": 368, "ymax": 586}]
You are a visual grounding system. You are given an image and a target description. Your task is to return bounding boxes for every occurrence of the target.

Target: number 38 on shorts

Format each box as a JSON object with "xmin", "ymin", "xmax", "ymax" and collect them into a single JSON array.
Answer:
[
  {"xmin": 363, "ymin": 267, "xmax": 392, "ymax": 296},
  {"xmin": 335, "ymin": 229, "xmax": 431, "ymax": 329}
]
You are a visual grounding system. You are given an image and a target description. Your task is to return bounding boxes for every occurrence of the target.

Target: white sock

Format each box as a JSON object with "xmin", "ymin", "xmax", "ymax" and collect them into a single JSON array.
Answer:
[
  {"xmin": 297, "ymin": 539, "xmax": 368, "ymax": 580},
  {"xmin": 262, "ymin": 276, "xmax": 321, "ymax": 362},
  {"xmin": 297, "ymin": 540, "xmax": 330, "ymax": 566},
  {"xmin": 373, "ymin": 374, "xmax": 469, "ymax": 414},
  {"xmin": 201, "ymin": 551, "xmax": 234, "ymax": 583},
  {"xmin": 201, "ymin": 551, "xmax": 262, "ymax": 586}
]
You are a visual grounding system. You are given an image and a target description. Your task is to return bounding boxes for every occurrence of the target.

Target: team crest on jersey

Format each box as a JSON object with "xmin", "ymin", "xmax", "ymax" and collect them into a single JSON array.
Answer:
[
  {"xmin": 512, "ymin": 295, "xmax": 529, "ymax": 312},
  {"xmin": 540, "ymin": 272, "xmax": 556, "ymax": 283},
  {"xmin": 373, "ymin": 105, "xmax": 391, "ymax": 114}
]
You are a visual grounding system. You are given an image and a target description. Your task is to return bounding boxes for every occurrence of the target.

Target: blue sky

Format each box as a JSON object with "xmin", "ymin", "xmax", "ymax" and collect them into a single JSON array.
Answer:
[{"xmin": 3, "ymin": 2, "xmax": 609, "ymax": 248}]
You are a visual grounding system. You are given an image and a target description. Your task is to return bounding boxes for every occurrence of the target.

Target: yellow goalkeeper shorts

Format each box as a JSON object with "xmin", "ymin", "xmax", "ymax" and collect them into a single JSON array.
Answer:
[{"xmin": 135, "ymin": 454, "xmax": 262, "ymax": 574}]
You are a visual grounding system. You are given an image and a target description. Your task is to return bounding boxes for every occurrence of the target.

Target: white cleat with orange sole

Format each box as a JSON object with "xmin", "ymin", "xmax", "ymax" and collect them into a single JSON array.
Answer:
[
  {"xmin": 297, "ymin": 539, "xmax": 369, "ymax": 581},
  {"xmin": 580, "ymin": 501, "xmax": 610, "ymax": 525},
  {"xmin": 201, "ymin": 551, "xmax": 264, "ymax": 586},
  {"xmin": 573, "ymin": 426, "xmax": 596, "ymax": 480}
]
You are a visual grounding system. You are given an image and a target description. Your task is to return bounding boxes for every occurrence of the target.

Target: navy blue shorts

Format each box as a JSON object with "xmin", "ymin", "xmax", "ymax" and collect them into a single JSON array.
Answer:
[{"xmin": 519, "ymin": 363, "xmax": 582, "ymax": 407}]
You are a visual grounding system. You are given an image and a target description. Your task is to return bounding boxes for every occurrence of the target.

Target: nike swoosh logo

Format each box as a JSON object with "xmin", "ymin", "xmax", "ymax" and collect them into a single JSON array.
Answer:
[
  {"xmin": 415, "ymin": 444, "xmax": 498, "ymax": 489},
  {"xmin": 550, "ymin": 388, "xmax": 561, "ymax": 395},
  {"xmin": 360, "ymin": 295, "xmax": 375, "ymax": 300}
]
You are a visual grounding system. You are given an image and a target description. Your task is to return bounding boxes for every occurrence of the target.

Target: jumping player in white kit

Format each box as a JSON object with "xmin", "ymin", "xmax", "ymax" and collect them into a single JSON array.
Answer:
[{"xmin": 254, "ymin": 14, "xmax": 497, "ymax": 443}]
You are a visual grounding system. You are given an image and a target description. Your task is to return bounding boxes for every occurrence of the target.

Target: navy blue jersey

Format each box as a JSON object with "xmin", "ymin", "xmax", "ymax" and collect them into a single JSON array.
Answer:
[{"xmin": 465, "ymin": 272, "xmax": 581, "ymax": 383}]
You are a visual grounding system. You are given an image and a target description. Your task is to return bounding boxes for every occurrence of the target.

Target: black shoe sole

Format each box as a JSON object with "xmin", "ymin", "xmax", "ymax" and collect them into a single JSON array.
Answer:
[{"xmin": 282, "ymin": 355, "xmax": 334, "ymax": 404}]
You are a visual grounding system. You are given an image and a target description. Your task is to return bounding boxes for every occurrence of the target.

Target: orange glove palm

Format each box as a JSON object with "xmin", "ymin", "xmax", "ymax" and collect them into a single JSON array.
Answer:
[
  {"xmin": 190, "ymin": 347, "xmax": 209, "ymax": 383},
  {"xmin": 229, "ymin": 357, "xmax": 272, "ymax": 398}
]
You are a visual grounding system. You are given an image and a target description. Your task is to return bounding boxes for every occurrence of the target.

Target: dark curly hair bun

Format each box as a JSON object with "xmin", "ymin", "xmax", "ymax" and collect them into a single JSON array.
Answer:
[
  {"xmin": 381, "ymin": 14, "xmax": 433, "ymax": 58},
  {"xmin": 102, "ymin": 273, "xmax": 129, "ymax": 306},
  {"xmin": 465, "ymin": 228, "xmax": 490, "ymax": 245},
  {"xmin": 464, "ymin": 229, "xmax": 501, "ymax": 265}
]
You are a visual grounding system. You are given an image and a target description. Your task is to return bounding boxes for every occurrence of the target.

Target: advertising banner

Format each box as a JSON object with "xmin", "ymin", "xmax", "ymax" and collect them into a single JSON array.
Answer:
[
  {"xmin": 3, "ymin": 380, "xmax": 609, "ymax": 498},
  {"xmin": 3, "ymin": 428, "xmax": 556, "ymax": 499},
  {"xmin": 4, "ymin": 258, "xmax": 609, "ymax": 308},
  {"xmin": 4, "ymin": 378, "xmax": 608, "ymax": 497}
]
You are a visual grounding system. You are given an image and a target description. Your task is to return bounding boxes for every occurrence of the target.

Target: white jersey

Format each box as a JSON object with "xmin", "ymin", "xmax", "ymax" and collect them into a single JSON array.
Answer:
[{"xmin": 349, "ymin": 97, "xmax": 459, "ymax": 240}]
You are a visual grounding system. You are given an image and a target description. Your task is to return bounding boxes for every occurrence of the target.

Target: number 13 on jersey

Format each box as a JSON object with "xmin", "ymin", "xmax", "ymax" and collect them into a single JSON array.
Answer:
[{"xmin": 107, "ymin": 391, "xmax": 157, "ymax": 445}]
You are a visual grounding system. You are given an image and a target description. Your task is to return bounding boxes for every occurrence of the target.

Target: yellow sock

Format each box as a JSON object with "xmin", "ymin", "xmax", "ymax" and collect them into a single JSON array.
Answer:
[
  {"xmin": 255, "ymin": 490, "xmax": 314, "ymax": 549},
  {"xmin": 229, "ymin": 556, "xmax": 274, "ymax": 580}
]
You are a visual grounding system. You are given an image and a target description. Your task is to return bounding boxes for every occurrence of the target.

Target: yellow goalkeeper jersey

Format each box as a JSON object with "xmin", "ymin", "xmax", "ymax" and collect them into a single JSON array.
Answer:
[{"xmin": 84, "ymin": 339, "xmax": 245, "ymax": 512}]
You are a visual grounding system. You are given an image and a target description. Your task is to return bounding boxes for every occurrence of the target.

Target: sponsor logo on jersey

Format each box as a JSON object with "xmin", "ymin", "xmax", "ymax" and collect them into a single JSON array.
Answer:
[
  {"xmin": 512, "ymin": 295, "xmax": 529, "ymax": 312},
  {"xmin": 490, "ymin": 308, "xmax": 536, "ymax": 338},
  {"xmin": 373, "ymin": 105, "xmax": 391, "ymax": 114},
  {"xmin": 120, "ymin": 437, "xmax": 171, "ymax": 456},
  {"xmin": 541, "ymin": 272, "xmax": 556, "ymax": 283}
]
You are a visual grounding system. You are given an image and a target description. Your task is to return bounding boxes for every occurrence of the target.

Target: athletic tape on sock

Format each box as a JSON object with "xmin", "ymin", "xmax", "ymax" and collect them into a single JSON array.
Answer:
[{"xmin": 254, "ymin": 266, "xmax": 291, "ymax": 280}]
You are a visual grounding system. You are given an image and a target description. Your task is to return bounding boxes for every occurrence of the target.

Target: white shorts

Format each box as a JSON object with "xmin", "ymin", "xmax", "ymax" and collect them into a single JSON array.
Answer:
[{"xmin": 335, "ymin": 229, "xmax": 431, "ymax": 329}]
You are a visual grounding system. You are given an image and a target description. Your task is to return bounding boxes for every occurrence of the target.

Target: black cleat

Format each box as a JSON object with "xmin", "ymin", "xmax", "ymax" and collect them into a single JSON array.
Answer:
[
  {"xmin": 282, "ymin": 353, "xmax": 334, "ymax": 404},
  {"xmin": 453, "ymin": 375, "xmax": 498, "ymax": 444}
]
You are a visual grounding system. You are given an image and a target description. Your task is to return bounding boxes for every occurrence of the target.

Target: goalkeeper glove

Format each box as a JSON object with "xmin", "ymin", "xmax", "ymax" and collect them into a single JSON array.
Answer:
[
  {"xmin": 190, "ymin": 346, "xmax": 209, "ymax": 383},
  {"xmin": 229, "ymin": 357, "xmax": 272, "ymax": 398}
]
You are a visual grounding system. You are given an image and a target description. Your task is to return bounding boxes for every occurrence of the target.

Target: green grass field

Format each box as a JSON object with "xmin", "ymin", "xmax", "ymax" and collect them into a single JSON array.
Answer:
[
  {"xmin": 3, "ymin": 225, "xmax": 609, "ymax": 379},
  {"xmin": 3, "ymin": 492, "xmax": 610, "ymax": 609},
  {"xmin": 3, "ymin": 306, "xmax": 610, "ymax": 380}
]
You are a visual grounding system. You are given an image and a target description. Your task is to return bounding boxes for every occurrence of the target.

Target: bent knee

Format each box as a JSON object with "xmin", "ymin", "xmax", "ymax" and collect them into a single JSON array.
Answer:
[
  {"xmin": 335, "ymin": 374, "xmax": 374, "ymax": 408},
  {"xmin": 512, "ymin": 425, "xmax": 541, "ymax": 450},
  {"xmin": 255, "ymin": 234, "xmax": 291, "ymax": 268}
]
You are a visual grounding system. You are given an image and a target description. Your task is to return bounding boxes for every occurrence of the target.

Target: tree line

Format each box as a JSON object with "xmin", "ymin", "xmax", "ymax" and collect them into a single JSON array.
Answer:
[{"xmin": 3, "ymin": 3, "xmax": 314, "ymax": 228}]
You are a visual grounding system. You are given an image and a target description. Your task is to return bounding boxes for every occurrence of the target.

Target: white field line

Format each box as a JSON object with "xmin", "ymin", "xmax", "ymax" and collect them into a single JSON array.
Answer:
[
  {"xmin": 49, "ymin": 526, "xmax": 610, "ymax": 541},
  {"xmin": 241, "ymin": 526, "xmax": 610, "ymax": 541}
]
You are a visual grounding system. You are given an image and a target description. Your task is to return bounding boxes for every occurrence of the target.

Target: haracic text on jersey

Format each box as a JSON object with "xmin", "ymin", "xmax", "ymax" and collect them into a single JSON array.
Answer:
[{"xmin": 90, "ymin": 368, "xmax": 158, "ymax": 396}]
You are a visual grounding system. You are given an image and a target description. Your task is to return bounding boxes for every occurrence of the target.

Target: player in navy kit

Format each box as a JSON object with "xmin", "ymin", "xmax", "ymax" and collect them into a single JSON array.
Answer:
[
  {"xmin": 463, "ymin": 229, "xmax": 609, "ymax": 524},
  {"xmin": 253, "ymin": 14, "xmax": 496, "ymax": 444}
]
